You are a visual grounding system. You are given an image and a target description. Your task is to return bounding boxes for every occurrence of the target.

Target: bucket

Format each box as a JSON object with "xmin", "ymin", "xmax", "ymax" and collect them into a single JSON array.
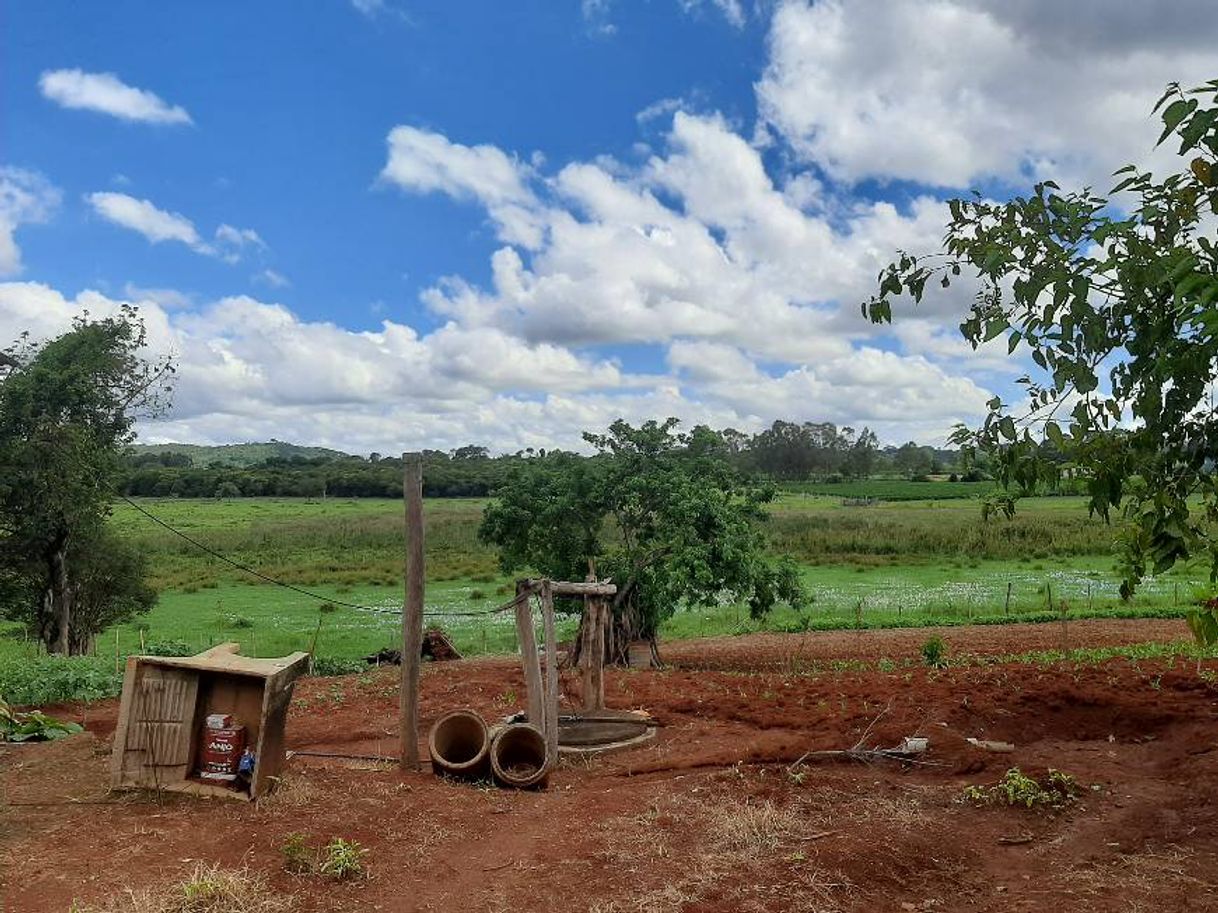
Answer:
[
  {"xmin": 428, "ymin": 710, "xmax": 490, "ymax": 779},
  {"xmin": 489, "ymin": 723, "xmax": 549, "ymax": 789},
  {"xmin": 198, "ymin": 721, "xmax": 246, "ymax": 782}
]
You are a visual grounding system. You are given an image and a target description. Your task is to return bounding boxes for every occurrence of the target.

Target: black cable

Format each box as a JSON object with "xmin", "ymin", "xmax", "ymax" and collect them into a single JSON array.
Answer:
[{"xmin": 118, "ymin": 496, "xmax": 518, "ymax": 619}]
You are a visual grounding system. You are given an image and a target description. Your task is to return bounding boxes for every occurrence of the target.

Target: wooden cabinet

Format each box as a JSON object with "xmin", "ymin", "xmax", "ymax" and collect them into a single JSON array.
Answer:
[{"xmin": 109, "ymin": 643, "xmax": 309, "ymax": 800}]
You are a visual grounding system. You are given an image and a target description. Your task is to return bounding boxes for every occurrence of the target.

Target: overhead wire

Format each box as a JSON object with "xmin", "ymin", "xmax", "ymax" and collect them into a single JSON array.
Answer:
[{"xmin": 117, "ymin": 495, "xmax": 520, "ymax": 619}]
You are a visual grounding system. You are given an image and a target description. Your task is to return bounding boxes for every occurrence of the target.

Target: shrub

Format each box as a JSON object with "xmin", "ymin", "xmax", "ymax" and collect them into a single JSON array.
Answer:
[
  {"xmin": 144, "ymin": 640, "xmax": 194, "ymax": 657},
  {"xmin": 317, "ymin": 838, "xmax": 367, "ymax": 881},
  {"xmin": 0, "ymin": 655, "xmax": 122, "ymax": 705},
  {"xmin": 920, "ymin": 635, "xmax": 947, "ymax": 668},
  {"xmin": 280, "ymin": 833, "xmax": 313, "ymax": 874},
  {"xmin": 308, "ymin": 657, "xmax": 365, "ymax": 678},
  {"xmin": 964, "ymin": 767, "xmax": 1081, "ymax": 809}
]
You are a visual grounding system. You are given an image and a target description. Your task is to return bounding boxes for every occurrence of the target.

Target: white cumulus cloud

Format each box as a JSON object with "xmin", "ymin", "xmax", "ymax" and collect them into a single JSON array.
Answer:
[
  {"xmin": 0, "ymin": 168, "xmax": 61, "ymax": 277},
  {"xmin": 86, "ymin": 192, "xmax": 207, "ymax": 251},
  {"xmin": 86, "ymin": 193, "xmax": 268, "ymax": 265},
  {"xmin": 39, "ymin": 69, "xmax": 192, "ymax": 125},
  {"xmin": 758, "ymin": 0, "xmax": 1218, "ymax": 190}
]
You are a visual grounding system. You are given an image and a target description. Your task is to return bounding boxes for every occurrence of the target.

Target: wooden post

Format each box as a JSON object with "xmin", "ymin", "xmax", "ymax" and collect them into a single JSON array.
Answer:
[
  {"xmin": 400, "ymin": 452, "xmax": 424, "ymax": 771},
  {"xmin": 581, "ymin": 595, "xmax": 597, "ymax": 711},
  {"xmin": 514, "ymin": 581, "xmax": 544, "ymax": 729},
  {"xmin": 540, "ymin": 580, "xmax": 559, "ymax": 766},
  {"xmin": 1005, "ymin": 582, "xmax": 1012, "ymax": 616},
  {"xmin": 591, "ymin": 598, "xmax": 606, "ymax": 711}
]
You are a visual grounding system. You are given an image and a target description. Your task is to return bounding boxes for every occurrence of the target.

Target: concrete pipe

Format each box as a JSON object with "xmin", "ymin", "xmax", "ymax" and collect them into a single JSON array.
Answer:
[
  {"xmin": 428, "ymin": 710, "xmax": 490, "ymax": 779},
  {"xmin": 489, "ymin": 723, "xmax": 549, "ymax": 789}
]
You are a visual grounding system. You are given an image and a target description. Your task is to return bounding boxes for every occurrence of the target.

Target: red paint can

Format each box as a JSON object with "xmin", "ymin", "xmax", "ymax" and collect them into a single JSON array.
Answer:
[{"xmin": 198, "ymin": 721, "xmax": 247, "ymax": 782}]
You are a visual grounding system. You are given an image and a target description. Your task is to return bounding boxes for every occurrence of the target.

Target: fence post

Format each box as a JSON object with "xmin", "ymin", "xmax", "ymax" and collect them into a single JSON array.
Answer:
[
  {"xmin": 400, "ymin": 452, "xmax": 424, "ymax": 771},
  {"xmin": 1005, "ymin": 582, "xmax": 1012, "ymax": 616}
]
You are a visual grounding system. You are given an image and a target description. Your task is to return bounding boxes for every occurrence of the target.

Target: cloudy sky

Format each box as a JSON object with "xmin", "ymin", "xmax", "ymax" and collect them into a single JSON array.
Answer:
[{"xmin": 3, "ymin": 1, "xmax": 1214, "ymax": 454}]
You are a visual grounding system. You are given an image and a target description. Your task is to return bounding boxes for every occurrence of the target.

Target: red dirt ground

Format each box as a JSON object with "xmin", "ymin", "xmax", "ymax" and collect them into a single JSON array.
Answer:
[{"xmin": 4, "ymin": 618, "xmax": 1218, "ymax": 912}]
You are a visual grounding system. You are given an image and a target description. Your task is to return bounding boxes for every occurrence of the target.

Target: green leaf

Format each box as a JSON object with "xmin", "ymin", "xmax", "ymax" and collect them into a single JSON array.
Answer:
[{"xmin": 1159, "ymin": 98, "xmax": 1197, "ymax": 146}]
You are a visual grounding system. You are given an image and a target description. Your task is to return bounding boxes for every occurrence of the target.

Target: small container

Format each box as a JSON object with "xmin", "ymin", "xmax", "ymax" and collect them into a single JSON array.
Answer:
[{"xmin": 198, "ymin": 720, "xmax": 247, "ymax": 782}]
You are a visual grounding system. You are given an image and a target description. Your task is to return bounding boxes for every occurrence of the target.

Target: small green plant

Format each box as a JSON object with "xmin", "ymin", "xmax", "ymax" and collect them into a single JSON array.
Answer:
[
  {"xmin": 0, "ymin": 697, "xmax": 84, "ymax": 742},
  {"xmin": 318, "ymin": 837, "xmax": 367, "ymax": 881},
  {"xmin": 964, "ymin": 767, "xmax": 1081, "ymax": 809},
  {"xmin": 220, "ymin": 613, "xmax": 254, "ymax": 629},
  {"xmin": 921, "ymin": 635, "xmax": 947, "ymax": 668},
  {"xmin": 280, "ymin": 832, "xmax": 313, "ymax": 874},
  {"xmin": 469, "ymin": 588, "xmax": 486, "ymax": 601}
]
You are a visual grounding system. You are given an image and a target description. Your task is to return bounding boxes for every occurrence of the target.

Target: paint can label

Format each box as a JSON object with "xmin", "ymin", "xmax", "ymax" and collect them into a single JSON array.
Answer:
[{"xmin": 197, "ymin": 724, "xmax": 246, "ymax": 781}]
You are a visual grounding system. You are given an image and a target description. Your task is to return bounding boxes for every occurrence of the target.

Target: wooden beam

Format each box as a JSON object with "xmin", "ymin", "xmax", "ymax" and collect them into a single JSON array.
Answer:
[
  {"xmin": 540, "ymin": 580, "xmax": 559, "ymax": 767},
  {"xmin": 514, "ymin": 580, "xmax": 545, "ymax": 730},
  {"xmin": 520, "ymin": 579, "xmax": 617, "ymax": 597},
  {"xmin": 400, "ymin": 452, "xmax": 425, "ymax": 770}
]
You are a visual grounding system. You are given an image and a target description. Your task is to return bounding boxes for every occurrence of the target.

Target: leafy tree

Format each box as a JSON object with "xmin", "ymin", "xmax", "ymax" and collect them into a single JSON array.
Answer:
[
  {"xmin": 892, "ymin": 442, "xmax": 935, "ymax": 479},
  {"xmin": 214, "ymin": 481, "xmax": 243, "ymax": 499},
  {"xmin": 0, "ymin": 308, "xmax": 173, "ymax": 653},
  {"xmin": 864, "ymin": 77, "xmax": 1218, "ymax": 600},
  {"xmin": 2, "ymin": 529, "xmax": 156, "ymax": 654},
  {"xmin": 479, "ymin": 419, "xmax": 806, "ymax": 661}
]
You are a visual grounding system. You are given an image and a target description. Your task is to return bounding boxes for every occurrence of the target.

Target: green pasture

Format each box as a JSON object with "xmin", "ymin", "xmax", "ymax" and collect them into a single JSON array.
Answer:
[{"xmin": 2, "ymin": 492, "xmax": 1212, "ymax": 705}]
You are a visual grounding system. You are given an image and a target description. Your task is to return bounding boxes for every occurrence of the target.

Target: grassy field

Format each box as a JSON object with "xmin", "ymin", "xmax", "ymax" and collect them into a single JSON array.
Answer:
[{"xmin": 2, "ymin": 491, "xmax": 1211, "ymax": 704}]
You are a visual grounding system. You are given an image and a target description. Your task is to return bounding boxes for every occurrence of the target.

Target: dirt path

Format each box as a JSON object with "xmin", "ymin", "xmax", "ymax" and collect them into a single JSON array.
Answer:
[{"xmin": 4, "ymin": 619, "xmax": 1217, "ymax": 912}]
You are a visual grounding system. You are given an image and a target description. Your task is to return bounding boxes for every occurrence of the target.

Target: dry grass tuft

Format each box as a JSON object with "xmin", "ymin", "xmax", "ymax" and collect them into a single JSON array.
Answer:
[
  {"xmin": 255, "ymin": 774, "xmax": 320, "ymax": 811},
  {"xmin": 711, "ymin": 799, "xmax": 800, "ymax": 856},
  {"xmin": 70, "ymin": 863, "xmax": 292, "ymax": 913}
]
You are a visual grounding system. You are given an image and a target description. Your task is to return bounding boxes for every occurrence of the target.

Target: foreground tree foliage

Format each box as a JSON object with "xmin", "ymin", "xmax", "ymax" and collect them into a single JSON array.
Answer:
[
  {"xmin": 865, "ymin": 78, "xmax": 1218, "ymax": 608},
  {"xmin": 479, "ymin": 419, "xmax": 807, "ymax": 662},
  {"xmin": 0, "ymin": 308, "xmax": 172, "ymax": 654}
]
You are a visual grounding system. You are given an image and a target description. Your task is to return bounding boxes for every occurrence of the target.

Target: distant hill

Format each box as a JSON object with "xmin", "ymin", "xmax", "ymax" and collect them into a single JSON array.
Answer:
[{"xmin": 129, "ymin": 440, "xmax": 352, "ymax": 468}]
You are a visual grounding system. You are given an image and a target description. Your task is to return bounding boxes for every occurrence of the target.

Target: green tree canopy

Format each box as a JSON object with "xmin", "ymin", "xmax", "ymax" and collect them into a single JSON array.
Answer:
[
  {"xmin": 864, "ymin": 78, "xmax": 1218, "ymax": 599},
  {"xmin": 0, "ymin": 308, "xmax": 173, "ymax": 653},
  {"xmin": 479, "ymin": 419, "xmax": 806, "ymax": 658}
]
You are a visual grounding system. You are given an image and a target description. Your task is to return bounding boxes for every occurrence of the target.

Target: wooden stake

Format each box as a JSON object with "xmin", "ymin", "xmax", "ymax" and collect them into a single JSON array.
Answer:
[
  {"xmin": 540, "ymin": 580, "xmax": 559, "ymax": 767},
  {"xmin": 581, "ymin": 595, "xmax": 597, "ymax": 711},
  {"xmin": 591, "ymin": 598, "xmax": 606, "ymax": 710},
  {"xmin": 400, "ymin": 452, "xmax": 425, "ymax": 771},
  {"xmin": 1005, "ymin": 582, "xmax": 1012, "ymax": 616},
  {"xmin": 515, "ymin": 580, "xmax": 544, "ymax": 729}
]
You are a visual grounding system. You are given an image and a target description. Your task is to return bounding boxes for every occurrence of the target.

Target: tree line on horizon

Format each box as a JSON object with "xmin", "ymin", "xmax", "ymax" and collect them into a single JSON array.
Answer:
[{"xmin": 118, "ymin": 421, "xmax": 978, "ymax": 500}]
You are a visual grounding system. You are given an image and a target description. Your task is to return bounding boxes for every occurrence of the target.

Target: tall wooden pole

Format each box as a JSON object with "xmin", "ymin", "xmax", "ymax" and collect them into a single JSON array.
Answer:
[{"xmin": 400, "ymin": 452, "xmax": 424, "ymax": 770}]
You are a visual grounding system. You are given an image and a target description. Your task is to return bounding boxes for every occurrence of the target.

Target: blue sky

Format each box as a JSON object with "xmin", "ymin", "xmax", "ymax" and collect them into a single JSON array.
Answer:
[
  {"xmin": 6, "ymin": 2, "xmax": 766, "ymax": 332},
  {"xmin": 3, "ymin": 1, "xmax": 1215, "ymax": 453}
]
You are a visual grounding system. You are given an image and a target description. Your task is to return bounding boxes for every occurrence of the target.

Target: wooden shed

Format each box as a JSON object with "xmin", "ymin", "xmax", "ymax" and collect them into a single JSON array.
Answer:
[{"xmin": 109, "ymin": 643, "xmax": 309, "ymax": 800}]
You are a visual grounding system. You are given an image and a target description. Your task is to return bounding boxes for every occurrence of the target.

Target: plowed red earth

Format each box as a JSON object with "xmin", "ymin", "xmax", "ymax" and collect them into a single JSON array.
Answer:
[{"xmin": 4, "ymin": 619, "xmax": 1218, "ymax": 912}]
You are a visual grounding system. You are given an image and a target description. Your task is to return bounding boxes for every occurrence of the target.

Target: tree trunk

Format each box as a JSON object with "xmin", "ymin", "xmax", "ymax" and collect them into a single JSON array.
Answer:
[
  {"xmin": 569, "ymin": 581, "xmax": 662, "ymax": 668},
  {"xmin": 46, "ymin": 538, "xmax": 72, "ymax": 655}
]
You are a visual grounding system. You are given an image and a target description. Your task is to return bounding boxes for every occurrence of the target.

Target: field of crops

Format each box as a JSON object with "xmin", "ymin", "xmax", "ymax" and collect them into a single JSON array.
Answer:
[
  {"xmin": 1, "ymin": 489, "xmax": 1210, "ymax": 704},
  {"xmin": 779, "ymin": 478, "xmax": 997, "ymax": 500}
]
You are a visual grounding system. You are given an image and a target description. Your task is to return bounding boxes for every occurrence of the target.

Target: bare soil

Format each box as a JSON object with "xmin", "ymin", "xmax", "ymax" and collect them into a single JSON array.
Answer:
[{"xmin": 4, "ymin": 618, "xmax": 1218, "ymax": 912}]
